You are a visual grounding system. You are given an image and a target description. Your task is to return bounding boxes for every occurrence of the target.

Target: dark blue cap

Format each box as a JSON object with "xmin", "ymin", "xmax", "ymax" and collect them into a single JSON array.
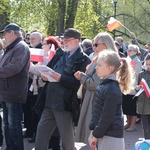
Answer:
[
  {"xmin": 63, "ymin": 28, "xmax": 81, "ymax": 40},
  {"xmin": 0, "ymin": 23, "xmax": 21, "ymax": 33}
]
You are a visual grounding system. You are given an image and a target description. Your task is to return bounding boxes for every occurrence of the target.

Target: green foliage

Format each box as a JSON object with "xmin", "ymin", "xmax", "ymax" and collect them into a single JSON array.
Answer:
[
  {"xmin": 74, "ymin": 0, "xmax": 101, "ymax": 39},
  {"xmin": 115, "ymin": 0, "xmax": 150, "ymax": 44},
  {"xmin": 9, "ymin": 0, "xmax": 58, "ymax": 36},
  {"xmin": 74, "ymin": 0, "xmax": 113, "ymax": 39},
  {"xmin": 0, "ymin": 0, "xmax": 10, "ymax": 13}
]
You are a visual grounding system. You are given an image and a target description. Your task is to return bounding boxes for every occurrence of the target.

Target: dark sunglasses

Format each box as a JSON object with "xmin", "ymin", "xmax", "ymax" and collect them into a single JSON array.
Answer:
[{"xmin": 93, "ymin": 43, "xmax": 103, "ymax": 47}]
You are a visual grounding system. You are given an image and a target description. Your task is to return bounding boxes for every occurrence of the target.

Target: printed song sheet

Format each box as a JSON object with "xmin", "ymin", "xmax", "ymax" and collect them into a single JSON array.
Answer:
[{"xmin": 34, "ymin": 65, "xmax": 57, "ymax": 82}]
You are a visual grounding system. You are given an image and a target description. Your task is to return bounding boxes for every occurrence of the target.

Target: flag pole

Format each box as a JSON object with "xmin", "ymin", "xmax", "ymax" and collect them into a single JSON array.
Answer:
[{"xmin": 122, "ymin": 25, "xmax": 132, "ymax": 34}]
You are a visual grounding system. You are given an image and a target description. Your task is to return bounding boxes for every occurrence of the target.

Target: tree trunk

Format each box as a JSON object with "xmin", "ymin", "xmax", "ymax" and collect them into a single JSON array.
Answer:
[
  {"xmin": 0, "ymin": 13, "xmax": 9, "ymax": 30},
  {"xmin": 56, "ymin": 0, "xmax": 66, "ymax": 35},
  {"xmin": 65, "ymin": 0, "xmax": 79, "ymax": 29}
]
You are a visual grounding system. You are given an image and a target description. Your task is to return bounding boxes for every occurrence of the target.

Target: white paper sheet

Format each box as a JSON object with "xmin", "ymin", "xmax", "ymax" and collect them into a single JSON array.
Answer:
[{"xmin": 33, "ymin": 65, "xmax": 57, "ymax": 82}]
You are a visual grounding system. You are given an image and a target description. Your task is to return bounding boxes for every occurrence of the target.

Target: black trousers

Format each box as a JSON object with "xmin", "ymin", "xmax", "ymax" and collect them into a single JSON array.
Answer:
[{"xmin": 23, "ymin": 95, "xmax": 38, "ymax": 136}]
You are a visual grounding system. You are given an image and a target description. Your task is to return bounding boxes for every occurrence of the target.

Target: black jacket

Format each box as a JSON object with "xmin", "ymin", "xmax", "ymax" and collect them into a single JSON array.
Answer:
[
  {"xmin": 33, "ymin": 48, "xmax": 64, "ymax": 113},
  {"xmin": 45, "ymin": 47, "xmax": 91, "ymax": 111},
  {"xmin": 84, "ymin": 47, "xmax": 94, "ymax": 56},
  {"xmin": 89, "ymin": 79, "xmax": 124, "ymax": 138}
]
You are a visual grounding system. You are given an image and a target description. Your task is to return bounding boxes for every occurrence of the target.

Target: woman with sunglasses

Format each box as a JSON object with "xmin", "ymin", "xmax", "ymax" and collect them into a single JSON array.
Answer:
[{"xmin": 74, "ymin": 32, "xmax": 118, "ymax": 146}]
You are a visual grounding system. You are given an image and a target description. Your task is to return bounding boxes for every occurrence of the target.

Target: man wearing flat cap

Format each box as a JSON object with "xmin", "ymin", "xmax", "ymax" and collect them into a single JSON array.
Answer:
[
  {"xmin": 35, "ymin": 28, "xmax": 91, "ymax": 150},
  {"xmin": 0, "ymin": 23, "xmax": 30, "ymax": 150}
]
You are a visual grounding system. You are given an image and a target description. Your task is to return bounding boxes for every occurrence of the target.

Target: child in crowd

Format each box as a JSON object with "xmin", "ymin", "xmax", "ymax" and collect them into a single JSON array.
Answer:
[
  {"xmin": 136, "ymin": 53, "xmax": 150, "ymax": 139},
  {"xmin": 88, "ymin": 50, "xmax": 133, "ymax": 150}
]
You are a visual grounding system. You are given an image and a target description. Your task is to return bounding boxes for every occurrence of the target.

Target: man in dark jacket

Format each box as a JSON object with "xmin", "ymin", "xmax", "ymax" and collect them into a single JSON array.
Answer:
[
  {"xmin": 82, "ymin": 39, "xmax": 94, "ymax": 56},
  {"xmin": 0, "ymin": 23, "xmax": 30, "ymax": 150},
  {"xmin": 35, "ymin": 28, "xmax": 91, "ymax": 150}
]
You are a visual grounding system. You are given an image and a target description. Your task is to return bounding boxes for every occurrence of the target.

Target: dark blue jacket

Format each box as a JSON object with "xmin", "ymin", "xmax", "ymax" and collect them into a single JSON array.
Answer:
[{"xmin": 89, "ymin": 79, "xmax": 124, "ymax": 138}]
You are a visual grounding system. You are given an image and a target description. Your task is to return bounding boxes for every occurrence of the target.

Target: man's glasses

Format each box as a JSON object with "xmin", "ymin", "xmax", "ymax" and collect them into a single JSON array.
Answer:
[
  {"xmin": 63, "ymin": 38, "xmax": 75, "ymax": 43},
  {"xmin": 93, "ymin": 43, "xmax": 103, "ymax": 47}
]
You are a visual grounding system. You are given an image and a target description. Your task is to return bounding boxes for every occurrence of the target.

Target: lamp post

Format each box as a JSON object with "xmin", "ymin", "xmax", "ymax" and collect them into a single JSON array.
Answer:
[{"xmin": 113, "ymin": 0, "xmax": 117, "ymax": 39}]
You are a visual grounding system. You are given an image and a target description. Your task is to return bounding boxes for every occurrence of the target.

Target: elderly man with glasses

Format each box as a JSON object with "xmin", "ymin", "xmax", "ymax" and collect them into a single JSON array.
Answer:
[{"xmin": 35, "ymin": 28, "xmax": 91, "ymax": 150}]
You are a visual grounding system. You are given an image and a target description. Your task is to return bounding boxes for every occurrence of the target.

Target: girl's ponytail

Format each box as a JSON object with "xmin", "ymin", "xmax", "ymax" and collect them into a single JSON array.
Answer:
[{"xmin": 117, "ymin": 58, "xmax": 133, "ymax": 94}]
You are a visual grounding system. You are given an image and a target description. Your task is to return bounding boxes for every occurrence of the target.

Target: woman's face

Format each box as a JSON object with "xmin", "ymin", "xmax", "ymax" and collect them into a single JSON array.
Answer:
[
  {"xmin": 127, "ymin": 47, "xmax": 137, "ymax": 57},
  {"xmin": 42, "ymin": 42, "xmax": 51, "ymax": 55},
  {"xmin": 92, "ymin": 39, "xmax": 107, "ymax": 56}
]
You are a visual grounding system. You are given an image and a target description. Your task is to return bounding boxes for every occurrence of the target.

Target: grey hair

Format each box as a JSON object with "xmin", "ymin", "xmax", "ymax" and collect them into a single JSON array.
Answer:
[
  {"xmin": 30, "ymin": 32, "xmax": 42, "ymax": 40},
  {"xmin": 14, "ymin": 30, "xmax": 22, "ymax": 36},
  {"xmin": 82, "ymin": 39, "xmax": 92, "ymax": 48},
  {"xmin": 116, "ymin": 37, "xmax": 123, "ymax": 42},
  {"xmin": 94, "ymin": 32, "xmax": 118, "ymax": 53},
  {"xmin": 128, "ymin": 44, "xmax": 139, "ymax": 53}
]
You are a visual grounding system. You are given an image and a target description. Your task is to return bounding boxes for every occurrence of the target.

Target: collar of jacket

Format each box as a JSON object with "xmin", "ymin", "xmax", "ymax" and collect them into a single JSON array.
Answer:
[
  {"xmin": 5, "ymin": 36, "xmax": 22, "ymax": 51},
  {"xmin": 35, "ymin": 43, "xmax": 42, "ymax": 49},
  {"xmin": 100, "ymin": 73, "xmax": 117, "ymax": 84},
  {"xmin": 66, "ymin": 46, "xmax": 87, "ymax": 63}
]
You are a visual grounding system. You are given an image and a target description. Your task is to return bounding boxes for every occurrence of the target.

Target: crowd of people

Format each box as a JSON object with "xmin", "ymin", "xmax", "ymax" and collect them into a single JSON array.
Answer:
[{"xmin": 0, "ymin": 23, "xmax": 150, "ymax": 150}]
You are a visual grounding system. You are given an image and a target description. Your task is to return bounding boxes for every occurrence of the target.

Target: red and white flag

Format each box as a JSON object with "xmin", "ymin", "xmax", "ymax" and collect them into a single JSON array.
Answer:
[
  {"xmin": 29, "ymin": 48, "xmax": 44, "ymax": 62},
  {"xmin": 48, "ymin": 44, "xmax": 56, "ymax": 61},
  {"xmin": 107, "ymin": 17, "xmax": 123, "ymax": 32},
  {"xmin": 140, "ymin": 78, "xmax": 150, "ymax": 98}
]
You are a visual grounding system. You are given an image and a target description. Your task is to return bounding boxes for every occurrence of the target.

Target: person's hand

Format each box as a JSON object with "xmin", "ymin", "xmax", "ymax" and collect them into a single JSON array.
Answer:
[
  {"xmin": 131, "ymin": 32, "xmax": 136, "ymax": 39},
  {"xmin": 50, "ymin": 71, "xmax": 61, "ymax": 82},
  {"xmin": 30, "ymin": 62, "xmax": 34, "ymax": 67},
  {"xmin": 41, "ymin": 75, "xmax": 48, "ymax": 81},
  {"xmin": 88, "ymin": 131, "xmax": 97, "ymax": 150},
  {"xmin": 89, "ymin": 137, "xmax": 98, "ymax": 150},
  {"xmin": 135, "ymin": 85, "xmax": 143, "ymax": 91},
  {"xmin": 74, "ymin": 71, "xmax": 85, "ymax": 80}
]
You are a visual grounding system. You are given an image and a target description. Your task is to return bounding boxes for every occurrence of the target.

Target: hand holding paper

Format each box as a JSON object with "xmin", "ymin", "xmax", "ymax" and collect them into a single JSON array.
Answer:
[
  {"xmin": 32, "ymin": 65, "xmax": 57, "ymax": 82},
  {"xmin": 50, "ymin": 71, "xmax": 61, "ymax": 82},
  {"xmin": 41, "ymin": 75, "xmax": 48, "ymax": 81}
]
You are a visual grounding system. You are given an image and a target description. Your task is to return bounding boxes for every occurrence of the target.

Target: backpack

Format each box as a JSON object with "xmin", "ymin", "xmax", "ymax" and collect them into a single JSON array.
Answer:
[{"xmin": 134, "ymin": 140, "xmax": 150, "ymax": 150}]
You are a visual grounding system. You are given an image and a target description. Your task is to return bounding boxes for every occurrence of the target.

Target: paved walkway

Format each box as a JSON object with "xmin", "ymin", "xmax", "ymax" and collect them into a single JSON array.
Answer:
[{"xmin": 0, "ymin": 121, "xmax": 144, "ymax": 150}]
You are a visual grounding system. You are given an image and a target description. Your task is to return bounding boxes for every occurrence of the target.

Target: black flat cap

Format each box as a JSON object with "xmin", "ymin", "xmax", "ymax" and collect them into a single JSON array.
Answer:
[
  {"xmin": 63, "ymin": 28, "xmax": 81, "ymax": 40},
  {"xmin": 0, "ymin": 23, "xmax": 21, "ymax": 33}
]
